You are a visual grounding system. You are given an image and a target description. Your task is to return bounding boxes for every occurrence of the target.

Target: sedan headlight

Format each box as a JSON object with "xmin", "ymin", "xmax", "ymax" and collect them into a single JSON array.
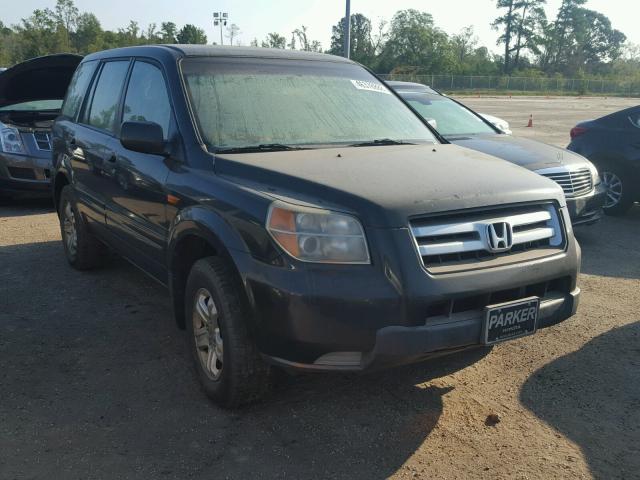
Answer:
[
  {"xmin": 0, "ymin": 125, "xmax": 26, "ymax": 154},
  {"xmin": 267, "ymin": 201, "xmax": 370, "ymax": 264}
]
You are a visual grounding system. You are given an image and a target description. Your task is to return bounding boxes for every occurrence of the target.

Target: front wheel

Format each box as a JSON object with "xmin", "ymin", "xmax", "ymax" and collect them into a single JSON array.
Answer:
[
  {"xmin": 599, "ymin": 163, "xmax": 635, "ymax": 215},
  {"xmin": 185, "ymin": 257, "xmax": 272, "ymax": 408}
]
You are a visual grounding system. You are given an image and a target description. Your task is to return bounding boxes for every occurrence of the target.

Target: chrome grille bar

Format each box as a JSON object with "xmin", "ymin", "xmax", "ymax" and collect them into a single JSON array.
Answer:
[
  {"xmin": 538, "ymin": 167, "xmax": 593, "ymax": 198},
  {"xmin": 410, "ymin": 204, "xmax": 564, "ymax": 271}
]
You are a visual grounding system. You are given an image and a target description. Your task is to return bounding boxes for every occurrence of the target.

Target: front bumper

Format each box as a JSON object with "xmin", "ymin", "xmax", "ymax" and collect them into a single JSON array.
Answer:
[
  {"xmin": 0, "ymin": 151, "xmax": 52, "ymax": 196},
  {"xmin": 233, "ymin": 221, "xmax": 582, "ymax": 372},
  {"xmin": 567, "ymin": 183, "xmax": 605, "ymax": 226}
]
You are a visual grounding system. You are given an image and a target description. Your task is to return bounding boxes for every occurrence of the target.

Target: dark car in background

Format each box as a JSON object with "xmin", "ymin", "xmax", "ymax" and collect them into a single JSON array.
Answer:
[
  {"xmin": 387, "ymin": 81, "xmax": 606, "ymax": 226},
  {"xmin": 568, "ymin": 105, "xmax": 640, "ymax": 215},
  {"xmin": 0, "ymin": 54, "xmax": 82, "ymax": 199}
]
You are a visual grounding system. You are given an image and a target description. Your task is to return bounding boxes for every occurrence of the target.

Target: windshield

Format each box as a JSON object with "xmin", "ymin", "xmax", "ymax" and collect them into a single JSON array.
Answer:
[
  {"xmin": 399, "ymin": 92, "xmax": 496, "ymax": 137},
  {"xmin": 181, "ymin": 57, "xmax": 437, "ymax": 150},
  {"xmin": 0, "ymin": 99, "xmax": 63, "ymax": 111}
]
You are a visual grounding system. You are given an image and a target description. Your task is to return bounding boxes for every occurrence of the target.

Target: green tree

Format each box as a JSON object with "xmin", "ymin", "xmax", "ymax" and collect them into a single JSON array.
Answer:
[
  {"xmin": 261, "ymin": 32, "xmax": 286, "ymax": 49},
  {"xmin": 492, "ymin": 0, "xmax": 518, "ymax": 73},
  {"xmin": 177, "ymin": 24, "xmax": 207, "ymax": 44},
  {"xmin": 291, "ymin": 25, "xmax": 321, "ymax": 52},
  {"xmin": 378, "ymin": 9, "xmax": 454, "ymax": 74},
  {"xmin": 14, "ymin": 9, "xmax": 60, "ymax": 58},
  {"xmin": 225, "ymin": 24, "xmax": 240, "ymax": 45},
  {"xmin": 329, "ymin": 13, "xmax": 375, "ymax": 64},
  {"xmin": 451, "ymin": 26, "xmax": 477, "ymax": 63},
  {"xmin": 160, "ymin": 22, "xmax": 178, "ymax": 43},
  {"xmin": 543, "ymin": 0, "xmax": 586, "ymax": 69},
  {"xmin": 73, "ymin": 12, "xmax": 102, "ymax": 53},
  {"xmin": 511, "ymin": 0, "xmax": 547, "ymax": 70},
  {"xmin": 53, "ymin": 0, "xmax": 79, "ymax": 51}
]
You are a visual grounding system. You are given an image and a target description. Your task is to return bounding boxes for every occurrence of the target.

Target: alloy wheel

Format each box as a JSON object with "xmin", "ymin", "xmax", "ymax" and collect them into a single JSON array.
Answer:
[
  {"xmin": 601, "ymin": 171, "xmax": 623, "ymax": 209},
  {"xmin": 192, "ymin": 288, "xmax": 224, "ymax": 380},
  {"xmin": 63, "ymin": 202, "xmax": 78, "ymax": 257}
]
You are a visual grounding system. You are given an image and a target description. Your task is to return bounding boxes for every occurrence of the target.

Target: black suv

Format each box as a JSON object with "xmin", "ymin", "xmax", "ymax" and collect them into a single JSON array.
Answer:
[{"xmin": 52, "ymin": 45, "xmax": 581, "ymax": 407}]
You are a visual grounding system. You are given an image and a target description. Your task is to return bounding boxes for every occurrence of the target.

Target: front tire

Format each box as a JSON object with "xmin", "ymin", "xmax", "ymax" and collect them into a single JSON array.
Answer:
[
  {"xmin": 185, "ymin": 257, "xmax": 272, "ymax": 408},
  {"xmin": 599, "ymin": 163, "xmax": 634, "ymax": 215},
  {"xmin": 58, "ymin": 185, "xmax": 106, "ymax": 270}
]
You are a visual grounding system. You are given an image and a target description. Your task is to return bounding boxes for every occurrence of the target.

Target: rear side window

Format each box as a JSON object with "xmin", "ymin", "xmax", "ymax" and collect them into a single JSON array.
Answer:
[
  {"xmin": 122, "ymin": 62, "xmax": 172, "ymax": 139},
  {"xmin": 86, "ymin": 61, "xmax": 130, "ymax": 134},
  {"xmin": 61, "ymin": 60, "xmax": 97, "ymax": 119}
]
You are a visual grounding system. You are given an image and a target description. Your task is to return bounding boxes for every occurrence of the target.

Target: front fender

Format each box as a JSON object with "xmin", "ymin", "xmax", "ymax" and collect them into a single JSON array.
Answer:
[
  {"xmin": 168, "ymin": 205, "xmax": 250, "ymax": 260},
  {"xmin": 167, "ymin": 205, "xmax": 282, "ymax": 330}
]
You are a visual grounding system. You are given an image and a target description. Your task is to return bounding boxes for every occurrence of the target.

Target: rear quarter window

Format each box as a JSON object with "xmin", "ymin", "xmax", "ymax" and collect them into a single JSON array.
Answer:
[{"xmin": 61, "ymin": 61, "xmax": 98, "ymax": 120}]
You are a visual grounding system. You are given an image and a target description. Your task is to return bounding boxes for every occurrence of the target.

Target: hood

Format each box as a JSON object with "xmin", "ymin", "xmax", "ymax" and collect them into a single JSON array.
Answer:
[
  {"xmin": 215, "ymin": 144, "xmax": 564, "ymax": 228},
  {"xmin": 0, "ymin": 54, "xmax": 83, "ymax": 108},
  {"xmin": 448, "ymin": 133, "xmax": 590, "ymax": 172}
]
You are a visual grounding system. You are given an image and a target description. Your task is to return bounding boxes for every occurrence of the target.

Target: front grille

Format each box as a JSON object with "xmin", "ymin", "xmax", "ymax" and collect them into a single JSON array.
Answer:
[
  {"xmin": 410, "ymin": 203, "xmax": 565, "ymax": 274},
  {"xmin": 32, "ymin": 131, "xmax": 51, "ymax": 151},
  {"xmin": 8, "ymin": 167, "xmax": 37, "ymax": 180},
  {"xmin": 539, "ymin": 167, "xmax": 593, "ymax": 198}
]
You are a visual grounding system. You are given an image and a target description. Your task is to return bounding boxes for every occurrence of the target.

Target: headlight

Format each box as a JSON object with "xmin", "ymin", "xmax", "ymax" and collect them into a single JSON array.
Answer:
[
  {"xmin": 585, "ymin": 160, "xmax": 601, "ymax": 185},
  {"xmin": 0, "ymin": 126, "xmax": 26, "ymax": 154},
  {"xmin": 267, "ymin": 202, "xmax": 370, "ymax": 264}
]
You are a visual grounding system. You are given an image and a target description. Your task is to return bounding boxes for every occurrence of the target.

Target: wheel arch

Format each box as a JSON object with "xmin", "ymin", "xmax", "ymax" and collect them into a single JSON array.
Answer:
[
  {"xmin": 168, "ymin": 206, "xmax": 252, "ymax": 329},
  {"xmin": 53, "ymin": 171, "xmax": 71, "ymax": 215}
]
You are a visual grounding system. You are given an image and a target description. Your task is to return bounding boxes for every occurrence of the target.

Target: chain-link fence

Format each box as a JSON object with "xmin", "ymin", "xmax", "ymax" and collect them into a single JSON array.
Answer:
[{"xmin": 377, "ymin": 74, "xmax": 640, "ymax": 97}]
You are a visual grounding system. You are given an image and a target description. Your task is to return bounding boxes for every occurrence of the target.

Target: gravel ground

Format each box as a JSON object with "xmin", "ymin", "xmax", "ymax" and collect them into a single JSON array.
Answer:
[{"xmin": 1, "ymin": 97, "xmax": 639, "ymax": 479}]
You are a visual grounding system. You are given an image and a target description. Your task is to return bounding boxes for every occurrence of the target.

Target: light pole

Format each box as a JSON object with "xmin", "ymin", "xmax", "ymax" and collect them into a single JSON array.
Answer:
[
  {"xmin": 213, "ymin": 12, "xmax": 228, "ymax": 45},
  {"xmin": 343, "ymin": 0, "xmax": 351, "ymax": 58}
]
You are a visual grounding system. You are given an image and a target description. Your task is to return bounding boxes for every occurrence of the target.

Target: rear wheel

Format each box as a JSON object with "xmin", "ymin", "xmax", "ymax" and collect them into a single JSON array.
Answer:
[
  {"xmin": 185, "ymin": 257, "xmax": 272, "ymax": 408},
  {"xmin": 59, "ymin": 186, "xmax": 106, "ymax": 269},
  {"xmin": 599, "ymin": 163, "xmax": 634, "ymax": 215}
]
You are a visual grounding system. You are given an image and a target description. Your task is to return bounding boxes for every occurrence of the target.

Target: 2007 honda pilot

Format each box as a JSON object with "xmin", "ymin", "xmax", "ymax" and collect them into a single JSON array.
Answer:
[{"xmin": 52, "ymin": 45, "xmax": 580, "ymax": 407}]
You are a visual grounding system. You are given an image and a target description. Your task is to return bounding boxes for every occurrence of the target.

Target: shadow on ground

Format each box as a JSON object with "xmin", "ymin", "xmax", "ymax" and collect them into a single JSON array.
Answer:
[
  {"xmin": 0, "ymin": 240, "xmax": 489, "ymax": 479},
  {"xmin": 0, "ymin": 196, "xmax": 54, "ymax": 217},
  {"xmin": 574, "ymin": 205, "xmax": 640, "ymax": 280},
  {"xmin": 521, "ymin": 321, "xmax": 640, "ymax": 480}
]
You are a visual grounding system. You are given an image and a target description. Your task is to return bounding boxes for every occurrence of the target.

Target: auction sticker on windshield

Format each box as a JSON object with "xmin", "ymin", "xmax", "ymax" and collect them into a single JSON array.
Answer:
[
  {"xmin": 350, "ymin": 79, "xmax": 391, "ymax": 94},
  {"xmin": 483, "ymin": 297, "xmax": 539, "ymax": 345}
]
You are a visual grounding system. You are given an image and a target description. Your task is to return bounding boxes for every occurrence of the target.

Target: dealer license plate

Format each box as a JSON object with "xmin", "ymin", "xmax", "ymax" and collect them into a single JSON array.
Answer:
[{"xmin": 483, "ymin": 297, "xmax": 539, "ymax": 345}]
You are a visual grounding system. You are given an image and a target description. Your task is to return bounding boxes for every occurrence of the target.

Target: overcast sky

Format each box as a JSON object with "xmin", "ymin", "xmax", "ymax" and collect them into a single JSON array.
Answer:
[{"xmin": 2, "ymin": 0, "xmax": 636, "ymax": 53}]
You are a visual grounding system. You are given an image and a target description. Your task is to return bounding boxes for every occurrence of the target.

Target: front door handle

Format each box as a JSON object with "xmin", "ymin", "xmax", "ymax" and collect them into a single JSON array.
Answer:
[{"xmin": 107, "ymin": 155, "xmax": 117, "ymax": 163}]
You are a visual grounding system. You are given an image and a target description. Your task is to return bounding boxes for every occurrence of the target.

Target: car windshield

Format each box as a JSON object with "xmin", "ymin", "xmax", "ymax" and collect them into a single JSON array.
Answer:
[
  {"xmin": 0, "ymin": 99, "xmax": 63, "ymax": 111},
  {"xmin": 181, "ymin": 57, "xmax": 437, "ymax": 151},
  {"xmin": 399, "ymin": 91, "xmax": 496, "ymax": 137}
]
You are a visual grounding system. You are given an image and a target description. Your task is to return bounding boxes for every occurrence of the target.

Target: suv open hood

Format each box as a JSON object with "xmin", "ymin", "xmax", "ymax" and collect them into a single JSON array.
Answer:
[
  {"xmin": 0, "ymin": 54, "xmax": 82, "ymax": 108},
  {"xmin": 215, "ymin": 144, "xmax": 565, "ymax": 228}
]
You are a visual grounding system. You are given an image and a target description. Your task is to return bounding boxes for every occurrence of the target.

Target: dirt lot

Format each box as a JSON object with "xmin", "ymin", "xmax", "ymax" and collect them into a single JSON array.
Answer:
[{"xmin": 1, "ymin": 97, "xmax": 639, "ymax": 479}]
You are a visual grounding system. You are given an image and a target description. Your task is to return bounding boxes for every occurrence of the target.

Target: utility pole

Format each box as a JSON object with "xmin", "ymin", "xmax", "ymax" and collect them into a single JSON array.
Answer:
[
  {"xmin": 343, "ymin": 0, "xmax": 351, "ymax": 58},
  {"xmin": 213, "ymin": 12, "xmax": 228, "ymax": 45}
]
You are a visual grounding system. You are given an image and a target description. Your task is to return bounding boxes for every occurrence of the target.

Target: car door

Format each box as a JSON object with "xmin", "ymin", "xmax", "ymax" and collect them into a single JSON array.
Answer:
[
  {"xmin": 69, "ymin": 59, "xmax": 131, "ymax": 230},
  {"xmin": 105, "ymin": 59, "xmax": 174, "ymax": 281}
]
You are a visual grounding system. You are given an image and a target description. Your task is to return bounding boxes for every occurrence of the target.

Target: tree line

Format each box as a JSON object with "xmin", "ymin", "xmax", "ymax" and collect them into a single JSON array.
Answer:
[{"xmin": 1, "ymin": 0, "xmax": 638, "ymax": 81}]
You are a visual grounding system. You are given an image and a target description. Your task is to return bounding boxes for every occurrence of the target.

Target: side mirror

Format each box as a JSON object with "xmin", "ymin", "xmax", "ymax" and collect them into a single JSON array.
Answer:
[
  {"xmin": 426, "ymin": 118, "xmax": 438, "ymax": 129},
  {"xmin": 120, "ymin": 121, "xmax": 167, "ymax": 156}
]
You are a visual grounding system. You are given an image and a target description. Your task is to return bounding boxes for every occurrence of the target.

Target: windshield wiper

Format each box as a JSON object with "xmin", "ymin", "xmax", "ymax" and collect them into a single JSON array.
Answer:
[
  {"xmin": 349, "ymin": 138, "xmax": 416, "ymax": 147},
  {"xmin": 215, "ymin": 143, "xmax": 309, "ymax": 154}
]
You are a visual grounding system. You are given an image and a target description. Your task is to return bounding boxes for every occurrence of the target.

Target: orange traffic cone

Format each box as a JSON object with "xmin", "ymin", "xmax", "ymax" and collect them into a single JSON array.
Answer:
[{"xmin": 526, "ymin": 115, "xmax": 533, "ymax": 127}]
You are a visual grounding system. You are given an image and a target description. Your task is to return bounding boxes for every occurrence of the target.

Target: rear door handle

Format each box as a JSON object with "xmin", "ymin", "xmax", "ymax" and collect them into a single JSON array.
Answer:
[{"xmin": 107, "ymin": 155, "xmax": 117, "ymax": 163}]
